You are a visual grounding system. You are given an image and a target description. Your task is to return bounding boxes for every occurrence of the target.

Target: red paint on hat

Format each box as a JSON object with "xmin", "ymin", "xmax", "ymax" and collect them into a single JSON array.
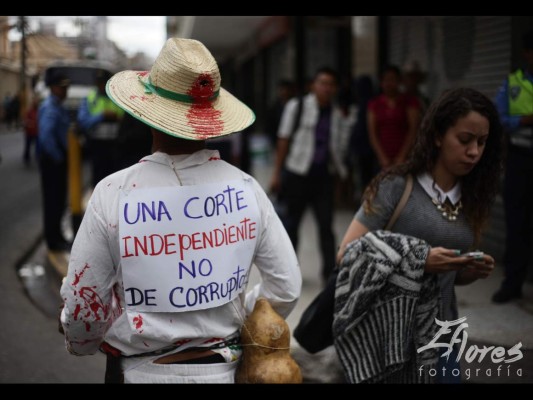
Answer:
[{"xmin": 186, "ymin": 74, "xmax": 224, "ymax": 137}]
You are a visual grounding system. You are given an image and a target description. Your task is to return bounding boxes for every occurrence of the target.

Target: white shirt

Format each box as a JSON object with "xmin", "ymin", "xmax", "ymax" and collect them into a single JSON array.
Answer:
[
  {"xmin": 60, "ymin": 149, "xmax": 301, "ymax": 356},
  {"xmin": 278, "ymin": 93, "xmax": 352, "ymax": 178},
  {"xmin": 416, "ymin": 172, "xmax": 462, "ymax": 205}
]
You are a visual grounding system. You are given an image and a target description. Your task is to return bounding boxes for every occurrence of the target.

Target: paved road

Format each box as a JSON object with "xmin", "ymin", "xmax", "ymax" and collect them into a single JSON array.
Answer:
[{"xmin": 0, "ymin": 127, "xmax": 105, "ymax": 383}]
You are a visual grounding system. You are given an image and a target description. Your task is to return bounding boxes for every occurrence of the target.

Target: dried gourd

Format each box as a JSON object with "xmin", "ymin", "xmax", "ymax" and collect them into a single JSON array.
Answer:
[{"xmin": 235, "ymin": 298, "xmax": 302, "ymax": 383}]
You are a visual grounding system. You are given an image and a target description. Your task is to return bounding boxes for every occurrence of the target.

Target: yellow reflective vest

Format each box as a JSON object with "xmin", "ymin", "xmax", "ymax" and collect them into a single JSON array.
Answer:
[
  {"xmin": 87, "ymin": 89, "xmax": 124, "ymax": 140},
  {"xmin": 508, "ymin": 69, "xmax": 533, "ymax": 116}
]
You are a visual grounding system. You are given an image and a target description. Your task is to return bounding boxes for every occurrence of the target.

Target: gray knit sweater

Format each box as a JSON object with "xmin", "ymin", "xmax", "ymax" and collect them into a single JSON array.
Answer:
[
  {"xmin": 333, "ymin": 230, "xmax": 440, "ymax": 384},
  {"xmin": 355, "ymin": 174, "xmax": 475, "ymax": 322}
]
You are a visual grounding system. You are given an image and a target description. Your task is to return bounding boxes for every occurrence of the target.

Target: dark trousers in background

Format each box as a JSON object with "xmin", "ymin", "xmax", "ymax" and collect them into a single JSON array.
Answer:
[
  {"xmin": 89, "ymin": 138, "xmax": 119, "ymax": 187},
  {"xmin": 358, "ymin": 153, "xmax": 378, "ymax": 191},
  {"xmin": 39, "ymin": 156, "xmax": 67, "ymax": 249},
  {"xmin": 23, "ymin": 136, "xmax": 37, "ymax": 164},
  {"xmin": 502, "ymin": 146, "xmax": 533, "ymax": 292},
  {"xmin": 281, "ymin": 169, "xmax": 336, "ymax": 281}
]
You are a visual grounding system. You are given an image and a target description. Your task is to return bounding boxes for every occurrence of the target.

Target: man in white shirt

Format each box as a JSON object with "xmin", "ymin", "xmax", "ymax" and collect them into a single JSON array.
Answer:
[
  {"xmin": 270, "ymin": 67, "xmax": 350, "ymax": 282},
  {"xmin": 60, "ymin": 38, "xmax": 301, "ymax": 383}
]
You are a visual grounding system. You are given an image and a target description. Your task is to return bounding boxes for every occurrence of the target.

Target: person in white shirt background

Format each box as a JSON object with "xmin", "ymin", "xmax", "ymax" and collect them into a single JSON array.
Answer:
[
  {"xmin": 269, "ymin": 67, "xmax": 351, "ymax": 284},
  {"xmin": 59, "ymin": 38, "xmax": 302, "ymax": 384}
]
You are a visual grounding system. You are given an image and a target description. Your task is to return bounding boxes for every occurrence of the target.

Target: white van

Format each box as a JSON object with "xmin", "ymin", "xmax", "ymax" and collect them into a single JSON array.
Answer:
[{"xmin": 35, "ymin": 60, "xmax": 115, "ymax": 120}]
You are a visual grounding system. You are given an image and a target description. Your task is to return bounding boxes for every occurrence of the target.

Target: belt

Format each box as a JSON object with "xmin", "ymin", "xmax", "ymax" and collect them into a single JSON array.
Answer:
[
  {"xmin": 104, "ymin": 333, "xmax": 241, "ymax": 359},
  {"xmin": 153, "ymin": 348, "xmax": 219, "ymax": 364}
]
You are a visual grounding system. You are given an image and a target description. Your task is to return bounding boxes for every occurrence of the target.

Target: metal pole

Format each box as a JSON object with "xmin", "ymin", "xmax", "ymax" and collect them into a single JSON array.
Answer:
[
  {"xmin": 19, "ymin": 16, "xmax": 27, "ymax": 121},
  {"xmin": 68, "ymin": 123, "xmax": 83, "ymax": 236}
]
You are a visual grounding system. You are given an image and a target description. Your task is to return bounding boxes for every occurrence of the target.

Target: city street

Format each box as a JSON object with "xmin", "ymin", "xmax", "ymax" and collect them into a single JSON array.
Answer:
[{"xmin": 0, "ymin": 127, "xmax": 105, "ymax": 383}]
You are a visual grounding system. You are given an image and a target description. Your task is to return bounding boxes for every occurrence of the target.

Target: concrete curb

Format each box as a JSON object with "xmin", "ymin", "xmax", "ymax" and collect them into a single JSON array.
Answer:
[{"xmin": 14, "ymin": 232, "xmax": 43, "ymax": 271}]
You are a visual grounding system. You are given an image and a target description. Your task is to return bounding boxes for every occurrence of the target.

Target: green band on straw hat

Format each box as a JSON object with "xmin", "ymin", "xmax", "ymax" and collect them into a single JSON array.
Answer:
[{"xmin": 140, "ymin": 75, "xmax": 219, "ymax": 104}]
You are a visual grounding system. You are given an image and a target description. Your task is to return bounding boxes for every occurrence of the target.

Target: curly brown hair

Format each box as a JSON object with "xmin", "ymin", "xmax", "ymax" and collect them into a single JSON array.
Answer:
[{"xmin": 363, "ymin": 87, "xmax": 504, "ymax": 244}]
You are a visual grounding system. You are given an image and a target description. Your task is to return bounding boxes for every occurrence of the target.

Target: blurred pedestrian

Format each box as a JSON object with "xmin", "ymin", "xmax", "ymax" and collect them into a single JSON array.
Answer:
[
  {"xmin": 348, "ymin": 75, "xmax": 377, "ymax": 200},
  {"xmin": 265, "ymin": 80, "xmax": 295, "ymax": 149},
  {"xmin": 368, "ymin": 65, "xmax": 421, "ymax": 170},
  {"xmin": 270, "ymin": 66, "xmax": 351, "ymax": 282},
  {"xmin": 402, "ymin": 60, "xmax": 430, "ymax": 114},
  {"xmin": 205, "ymin": 132, "xmax": 241, "ymax": 166},
  {"xmin": 336, "ymin": 88, "xmax": 503, "ymax": 383},
  {"xmin": 492, "ymin": 29, "xmax": 533, "ymax": 303},
  {"xmin": 77, "ymin": 69, "xmax": 124, "ymax": 187},
  {"xmin": 23, "ymin": 96, "xmax": 40, "ymax": 166},
  {"xmin": 59, "ymin": 38, "xmax": 301, "ymax": 383},
  {"xmin": 115, "ymin": 112, "xmax": 152, "ymax": 170},
  {"xmin": 37, "ymin": 72, "xmax": 71, "ymax": 252},
  {"xmin": 3, "ymin": 92, "xmax": 12, "ymax": 123},
  {"xmin": 7, "ymin": 92, "xmax": 21, "ymax": 130}
]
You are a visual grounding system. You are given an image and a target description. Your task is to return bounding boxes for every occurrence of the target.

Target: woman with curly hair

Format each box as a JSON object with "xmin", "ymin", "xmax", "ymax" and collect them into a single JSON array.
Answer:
[{"xmin": 336, "ymin": 87, "xmax": 504, "ymax": 383}]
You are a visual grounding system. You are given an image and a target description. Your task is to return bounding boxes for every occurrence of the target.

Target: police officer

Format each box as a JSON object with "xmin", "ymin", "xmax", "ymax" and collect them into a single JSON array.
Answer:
[
  {"xmin": 78, "ymin": 69, "xmax": 124, "ymax": 187},
  {"xmin": 37, "ymin": 71, "xmax": 71, "ymax": 251},
  {"xmin": 492, "ymin": 29, "xmax": 533, "ymax": 303}
]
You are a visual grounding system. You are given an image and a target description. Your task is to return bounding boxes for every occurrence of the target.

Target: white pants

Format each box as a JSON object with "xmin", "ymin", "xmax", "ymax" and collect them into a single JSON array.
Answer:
[{"xmin": 122, "ymin": 358, "xmax": 239, "ymax": 383}]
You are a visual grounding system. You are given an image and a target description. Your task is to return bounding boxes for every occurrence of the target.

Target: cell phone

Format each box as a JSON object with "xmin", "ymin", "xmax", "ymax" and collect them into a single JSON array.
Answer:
[{"xmin": 464, "ymin": 251, "xmax": 484, "ymax": 258}]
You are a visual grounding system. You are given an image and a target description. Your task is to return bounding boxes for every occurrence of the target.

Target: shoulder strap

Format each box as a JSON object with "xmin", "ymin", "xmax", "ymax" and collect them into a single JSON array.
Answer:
[{"xmin": 385, "ymin": 174, "xmax": 413, "ymax": 231}]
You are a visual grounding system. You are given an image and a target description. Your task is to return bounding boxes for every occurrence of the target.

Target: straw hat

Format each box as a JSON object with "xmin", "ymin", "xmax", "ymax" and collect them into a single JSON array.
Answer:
[{"xmin": 106, "ymin": 38, "xmax": 255, "ymax": 140}]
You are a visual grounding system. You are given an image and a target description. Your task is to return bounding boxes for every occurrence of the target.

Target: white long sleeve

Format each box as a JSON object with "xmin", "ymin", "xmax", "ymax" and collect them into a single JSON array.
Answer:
[{"xmin": 60, "ymin": 150, "xmax": 301, "ymax": 356}]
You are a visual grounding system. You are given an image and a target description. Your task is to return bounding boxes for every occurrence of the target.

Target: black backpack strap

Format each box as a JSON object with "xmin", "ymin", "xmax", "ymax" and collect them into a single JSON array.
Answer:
[{"xmin": 289, "ymin": 96, "xmax": 304, "ymax": 144}]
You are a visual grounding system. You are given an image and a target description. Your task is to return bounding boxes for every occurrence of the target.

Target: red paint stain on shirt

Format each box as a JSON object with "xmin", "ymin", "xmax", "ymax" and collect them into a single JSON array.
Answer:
[
  {"xmin": 208, "ymin": 157, "xmax": 220, "ymax": 161},
  {"xmin": 186, "ymin": 74, "xmax": 224, "ymax": 138},
  {"xmin": 203, "ymin": 337, "xmax": 224, "ymax": 344},
  {"xmin": 174, "ymin": 339, "xmax": 192, "ymax": 346},
  {"xmin": 73, "ymin": 304, "xmax": 81, "ymax": 320},
  {"xmin": 72, "ymin": 263, "xmax": 90, "ymax": 286},
  {"xmin": 133, "ymin": 314, "xmax": 143, "ymax": 330},
  {"xmin": 78, "ymin": 286, "xmax": 109, "ymax": 322}
]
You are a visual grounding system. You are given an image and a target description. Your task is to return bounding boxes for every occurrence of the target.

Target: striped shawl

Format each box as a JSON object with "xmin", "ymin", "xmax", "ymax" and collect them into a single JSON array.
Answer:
[{"xmin": 333, "ymin": 230, "xmax": 440, "ymax": 383}]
